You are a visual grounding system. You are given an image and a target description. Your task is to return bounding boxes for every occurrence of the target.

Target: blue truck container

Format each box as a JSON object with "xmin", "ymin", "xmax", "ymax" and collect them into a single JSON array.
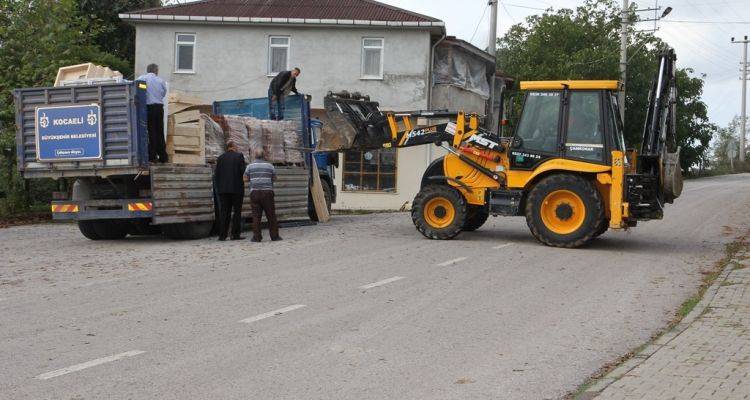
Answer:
[{"xmin": 14, "ymin": 81, "xmax": 150, "ymax": 178}]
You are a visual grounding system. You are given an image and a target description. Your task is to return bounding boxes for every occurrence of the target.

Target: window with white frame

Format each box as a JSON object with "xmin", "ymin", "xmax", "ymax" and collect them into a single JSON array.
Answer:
[
  {"xmin": 361, "ymin": 38, "xmax": 384, "ymax": 79},
  {"xmin": 175, "ymin": 33, "xmax": 196, "ymax": 73},
  {"xmin": 268, "ymin": 36, "xmax": 290, "ymax": 74}
]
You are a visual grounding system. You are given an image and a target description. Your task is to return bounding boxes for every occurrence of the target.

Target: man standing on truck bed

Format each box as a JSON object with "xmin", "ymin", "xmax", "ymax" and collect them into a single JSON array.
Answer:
[
  {"xmin": 137, "ymin": 64, "xmax": 169, "ymax": 163},
  {"xmin": 244, "ymin": 148, "xmax": 281, "ymax": 242},
  {"xmin": 215, "ymin": 141, "xmax": 247, "ymax": 241},
  {"xmin": 268, "ymin": 67, "xmax": 300, "ymax": 120}
]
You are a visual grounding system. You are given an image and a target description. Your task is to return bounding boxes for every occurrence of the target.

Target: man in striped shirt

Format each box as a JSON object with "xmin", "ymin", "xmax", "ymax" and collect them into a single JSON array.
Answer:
[{"xmin": 244, "ymin": 148, "xmax": 281, "ymax": 242}]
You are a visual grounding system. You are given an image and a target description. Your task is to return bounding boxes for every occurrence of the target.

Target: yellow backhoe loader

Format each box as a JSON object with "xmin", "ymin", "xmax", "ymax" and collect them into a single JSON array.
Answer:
[{"xmin": 319, "ymin": 48, "xmax": 682, "ymax": 248}]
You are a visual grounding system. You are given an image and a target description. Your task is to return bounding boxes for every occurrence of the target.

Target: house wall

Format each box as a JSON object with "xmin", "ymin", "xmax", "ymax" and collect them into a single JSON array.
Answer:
[{"xmin": 134, "ymin": 22, "xmax": 434, "ymax": 210}]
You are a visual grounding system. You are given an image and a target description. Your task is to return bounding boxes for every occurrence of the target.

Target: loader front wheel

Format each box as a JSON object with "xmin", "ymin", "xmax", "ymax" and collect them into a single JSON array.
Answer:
[
  {"xmin": 412, "ymin": 185, "xmax": 466, "ymax": 240},
  {"xmin": 525, "ymin": 174, "xmax": 603, "ymax": 248}
]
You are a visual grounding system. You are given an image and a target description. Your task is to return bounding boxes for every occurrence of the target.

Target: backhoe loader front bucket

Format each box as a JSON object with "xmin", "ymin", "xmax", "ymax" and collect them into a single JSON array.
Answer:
[{"xmin": 317, "ymin": 91, "xmax": 390, "ymax": 152}]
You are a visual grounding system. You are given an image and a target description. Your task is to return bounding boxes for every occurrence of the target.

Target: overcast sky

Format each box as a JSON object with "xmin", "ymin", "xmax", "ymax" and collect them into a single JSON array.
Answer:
[{"xmin": 378, "ymin": 0, "xmax": 749, "ymax": 129}]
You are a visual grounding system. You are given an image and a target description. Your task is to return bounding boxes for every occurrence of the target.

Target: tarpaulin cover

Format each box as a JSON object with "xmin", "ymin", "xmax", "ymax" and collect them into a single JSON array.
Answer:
[
  {"xmin": 433, "ymin": 45, "xmax": 491, "ymax": 99},
  {"xmin": 223, "ymin": 115, "xmax": 251, "ymax": 163},
  {"xmin": 202, "ymin": 114, "xmax": 225, "ymax": 163},
  {"xmin": 282, "ymin": 120, "xmax": 304, "ymax": 164}
]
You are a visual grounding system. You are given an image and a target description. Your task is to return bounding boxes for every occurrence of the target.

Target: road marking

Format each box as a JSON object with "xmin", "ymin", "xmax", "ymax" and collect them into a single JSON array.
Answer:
[
  {"xmin": 358, "ymin": 276, "xmax": 406, "ymax": 290},
  {"xmin": 437, "ymin": 257, "xmax": 467, "ymax": 267},
  {"xmin": 36, "ymin": 350, "xmax": 145, "ymax": 380},
  {"xmin": 239, "ymin": 304, "xmax": 307, "ymax": 324},
  {"xmin": 493, "ymin": 243, "xmax": 514, "ymax": 249}
]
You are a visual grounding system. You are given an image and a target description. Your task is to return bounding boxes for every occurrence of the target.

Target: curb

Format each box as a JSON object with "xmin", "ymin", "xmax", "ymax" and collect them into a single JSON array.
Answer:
[{"xmin": 575, "ymin": 249, "xmax": 743, "ymax": 399}]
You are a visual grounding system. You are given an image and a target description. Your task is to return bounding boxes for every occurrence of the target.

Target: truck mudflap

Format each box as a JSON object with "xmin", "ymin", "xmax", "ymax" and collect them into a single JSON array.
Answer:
[{"xmin": 51, "ymin": 199, "xmax": 153, "ymax": 221}]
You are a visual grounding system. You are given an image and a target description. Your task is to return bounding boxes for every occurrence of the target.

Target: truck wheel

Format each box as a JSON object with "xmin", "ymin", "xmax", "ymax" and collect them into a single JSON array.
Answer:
[
  {"xmin": 309, "ymin": 180, "xmax": 333, "ymax": 222},
  {"xmin": 462, "ymin": 205, "xmax": 490, "ymax": 231},
  {"xmin": 129, "ymin": 220, "xmax": 161, "ymax": 236},
  {"xmin": 161, "ymin": 221, "xmax": 213, "ymax": 240},
  {"xmin": 78, "ymin": 220, "xmax": 129, "ymax": 240},
  {"xmin": 412, "ymin": 184, "xmax": 466, "ymax": 240},
  {"xmin": 525, "ymin": 174, "xmax": 604, "ymax": 248}
]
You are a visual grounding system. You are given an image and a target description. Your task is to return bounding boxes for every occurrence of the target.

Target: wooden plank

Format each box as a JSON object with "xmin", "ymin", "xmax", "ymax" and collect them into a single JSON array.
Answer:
[
  {"xmin": 150, "ymin": 165, "xmax": 212, "ymax": 174},
  {"xmin": 153, "ymin": 199, "xmax": 214, "ymax": 208},
  {"xmin": 153, "ymin": 206, "xmax": 215, "ymax": 216},
  {"xmin": 152, "ymin": 181, "xmax": 213, "ymax": 190},
  {"xmin": 151, "ymin": 175, "xmax": 212, "ymax": 183},
  {"xmin": 152, "ymin": 214, "xmax": 214, "ymax": 225},
  {"xmin": 170, "ymin": 153, "xmax": 205, "ymax": 165},
  {"xmin": 172, "ymin": 135, "xmax": 201, "ymax": 147},
  {"xmin": 173, "ymin": 124, "xmax": 200, "ymax": 137},
  {"xmin": 152, "ymin": 189, "xmax": 213, "ymax": 200},
  {"xmin": 309, "ymin": 157, "xmax": 330, "ymax": 222},
  {"xmin": 172, "ymin": 109, "xmax": 201, "ymax": 124}
]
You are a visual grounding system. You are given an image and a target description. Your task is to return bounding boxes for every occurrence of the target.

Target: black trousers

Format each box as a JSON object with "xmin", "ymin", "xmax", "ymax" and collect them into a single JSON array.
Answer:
[
  {"xmin": 250, "ymin": 190, "xmax": 280, "ymax": 240},
  {"xmin": 147, "ymin": 104, "xmax": 168, "ymax": 163},
  {"xmin": 218, "ymin": 193, "xmax": 244, "ymax": 239}
]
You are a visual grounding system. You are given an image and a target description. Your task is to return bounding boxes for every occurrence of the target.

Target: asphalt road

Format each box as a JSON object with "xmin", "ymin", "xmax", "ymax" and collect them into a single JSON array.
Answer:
[{"xmin": 1, "ymin": 174, "xmax": 749, "ymax": 400}]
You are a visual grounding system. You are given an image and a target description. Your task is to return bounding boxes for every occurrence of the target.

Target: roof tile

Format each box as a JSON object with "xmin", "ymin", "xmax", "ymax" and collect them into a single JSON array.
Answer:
[{"xmin": 133, "ymin": 0, "xmax": 440, "ymax": 23}]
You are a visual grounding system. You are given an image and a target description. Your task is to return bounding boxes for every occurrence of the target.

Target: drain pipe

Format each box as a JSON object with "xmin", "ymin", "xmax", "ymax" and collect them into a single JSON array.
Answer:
[{"xmin": 426, "ymin": 32, "xmax": 446, "ymax": 165}]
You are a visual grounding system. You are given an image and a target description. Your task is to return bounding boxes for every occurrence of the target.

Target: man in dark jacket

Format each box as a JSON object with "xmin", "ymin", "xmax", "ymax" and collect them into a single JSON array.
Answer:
[
  {"xmin": 268, "ymin": 67, "xmax": 300, "ymax": 120},
  {"xmin": 215, "ymin": 141, "xmax": 247, "ymax": 241}
]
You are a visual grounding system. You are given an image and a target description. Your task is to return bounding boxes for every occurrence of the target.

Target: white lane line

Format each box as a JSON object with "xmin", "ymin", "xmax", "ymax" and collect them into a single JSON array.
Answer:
[
  {"xmin": 437, "ymin": 257, "xmax": 467, "ymax": 267},
  {"xmin": 358, "ymin": 276, "xmax": 406, "ymax": 290},
  {"xmin": 493, "ymin": 243, "xmax": 514, "ymax": 249},
  {"xmin": 37, "ymin": 350, "xmax": 145, "ymax": 380},
  {"xmin": 239, "ymin": 304, "xmax": 307, "ymax": 324}
]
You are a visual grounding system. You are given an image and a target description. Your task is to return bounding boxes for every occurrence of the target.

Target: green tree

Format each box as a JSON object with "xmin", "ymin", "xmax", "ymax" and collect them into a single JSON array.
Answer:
[
  {"xmin": 76, "ymin": 0, "xmax": 161, "ymax": 77},
  {"xmin": 497, "ymin": 0, "xmax": 714, "ymax": 171},
  {"xmin": 0, "ymin": 0, "xmax": 130, "ymax": 214},
  {"xmin": 711, "ymin": 116, "xmax": 747, "ymax": 167}
]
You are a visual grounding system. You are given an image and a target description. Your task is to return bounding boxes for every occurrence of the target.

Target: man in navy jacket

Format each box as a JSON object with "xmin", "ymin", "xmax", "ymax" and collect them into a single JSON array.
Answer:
[{"xmin": 268, "ymin": 67, "xmax": 300, "ymax": 120}]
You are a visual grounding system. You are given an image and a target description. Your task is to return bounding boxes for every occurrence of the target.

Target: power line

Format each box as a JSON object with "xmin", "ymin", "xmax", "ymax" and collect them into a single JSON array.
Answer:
[
  {"xmin": 661, "ymin": 20, "xmax": 750, "ymax": 24},
  {"xmin": 469, "ymin": 2, "xmax": 490, "ymax": 44}
]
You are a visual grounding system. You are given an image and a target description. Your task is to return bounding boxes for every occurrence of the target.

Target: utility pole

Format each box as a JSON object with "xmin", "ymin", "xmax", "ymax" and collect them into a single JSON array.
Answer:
[
  {"xmin": 619, "ymin": 0, "xmax": 629, "ymax": 126},
  {"xmin": 488, "ymin": 0, "xmax": 498, "ymax": 56},
  {"xmin": 732, "ymin": 36, "xmax": 749, "ymax": 162},
  {"xmin": 488, "ymin": 0, "xmax": 499, "ymax": 134}
]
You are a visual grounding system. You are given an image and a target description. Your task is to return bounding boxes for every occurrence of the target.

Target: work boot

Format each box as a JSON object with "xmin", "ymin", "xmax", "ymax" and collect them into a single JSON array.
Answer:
[{"xmin": 231, "ymin": 236, "xmax": 246, "ymax": 241}]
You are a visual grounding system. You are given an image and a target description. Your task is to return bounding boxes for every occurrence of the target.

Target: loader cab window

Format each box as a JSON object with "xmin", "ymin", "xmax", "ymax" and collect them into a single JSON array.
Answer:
[
  {"xmin": 608, "ymin": 93, "xmax": 627, "ymax": 152},
  {"xmin": 565, "ymin": 91, "xmax": 605, "ymax": 162},
  {"xmin": 513, "ymin": 91, "xmax": 561, "ymax": 154}
]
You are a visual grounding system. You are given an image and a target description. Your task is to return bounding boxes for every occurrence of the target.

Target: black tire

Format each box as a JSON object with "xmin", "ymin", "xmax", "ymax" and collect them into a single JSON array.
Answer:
[
  {"xmin": 462, "ymin": 205, "xmax": 490, "ymax": 231},
  {"xmin": 129, "ymin": 219, "xmax": 161, "ymax": 236},
  {"xmin": 593, "ymin": 218, "xmax": 609, "ymax": 238},
  {"xmin": 411, "ymin": 184, "xmax": 467, "ymax": 240},
  {"xmin": 77, "ymin": 220, "xmax": 129, "ymax": 240},
  {"xmin": 161, "ymin": 221, "xmax": 213, "ymax": 240},
  {"xmin": 525, "ymin": 174, "xmax": 604, "ymax": 248},
  {"xmin": 309, "ymin": 180, "xmax": 333, "ymax": 222}
]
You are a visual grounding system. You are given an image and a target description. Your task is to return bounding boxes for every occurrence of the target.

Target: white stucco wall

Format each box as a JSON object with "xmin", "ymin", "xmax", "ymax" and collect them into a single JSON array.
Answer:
[
  {"xmin": 134, "ymin": 22, "xmax": 434, "ymax": 210},
  {"xmin": 133, "ymin": 23, "xmax": 431, "ymax": 110}
]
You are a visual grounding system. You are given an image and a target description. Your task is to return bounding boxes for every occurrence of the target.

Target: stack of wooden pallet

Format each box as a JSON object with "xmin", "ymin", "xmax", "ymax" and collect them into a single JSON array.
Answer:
[
  {"xmin": 54, "ymin": 63, "xmax": 123, "ymax": 86},
  {"xmin": 167, "ymin": 92, "xmax": 211, "ymax": 165}
]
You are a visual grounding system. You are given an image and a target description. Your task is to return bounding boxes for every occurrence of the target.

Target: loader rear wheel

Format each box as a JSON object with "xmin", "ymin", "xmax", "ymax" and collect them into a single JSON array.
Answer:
[
  {"xmin": 462, "ymin": 205, "xmax": 490, "ymax": 231},
  {"xmin": 412, "ymin": 184, "xmax": 466, "ymax": 240},
  {"xmin": 525, "ymin": 174, "xmax": 604, "ymax": 248}
]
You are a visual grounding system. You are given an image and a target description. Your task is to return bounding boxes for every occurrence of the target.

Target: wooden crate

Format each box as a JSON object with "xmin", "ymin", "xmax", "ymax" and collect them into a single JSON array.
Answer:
[
  {"xmin": 167, "ymin": 116, "xmax": 205, "ymax": 165},
  {"xmin": 54, "ymin": 63, "xmax": 123, "ymax": 86}
]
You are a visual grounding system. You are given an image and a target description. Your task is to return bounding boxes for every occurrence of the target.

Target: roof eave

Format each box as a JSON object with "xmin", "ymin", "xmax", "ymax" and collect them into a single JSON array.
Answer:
[{"xmin": 119, "ymin": 13, "xmax": 446, "ymax": 33}]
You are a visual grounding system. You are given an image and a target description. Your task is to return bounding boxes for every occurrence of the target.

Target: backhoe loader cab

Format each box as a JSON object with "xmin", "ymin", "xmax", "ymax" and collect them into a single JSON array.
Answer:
[{"xmin": 321, "ymin": 48, "xmax": 681, "ymax": 248}]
